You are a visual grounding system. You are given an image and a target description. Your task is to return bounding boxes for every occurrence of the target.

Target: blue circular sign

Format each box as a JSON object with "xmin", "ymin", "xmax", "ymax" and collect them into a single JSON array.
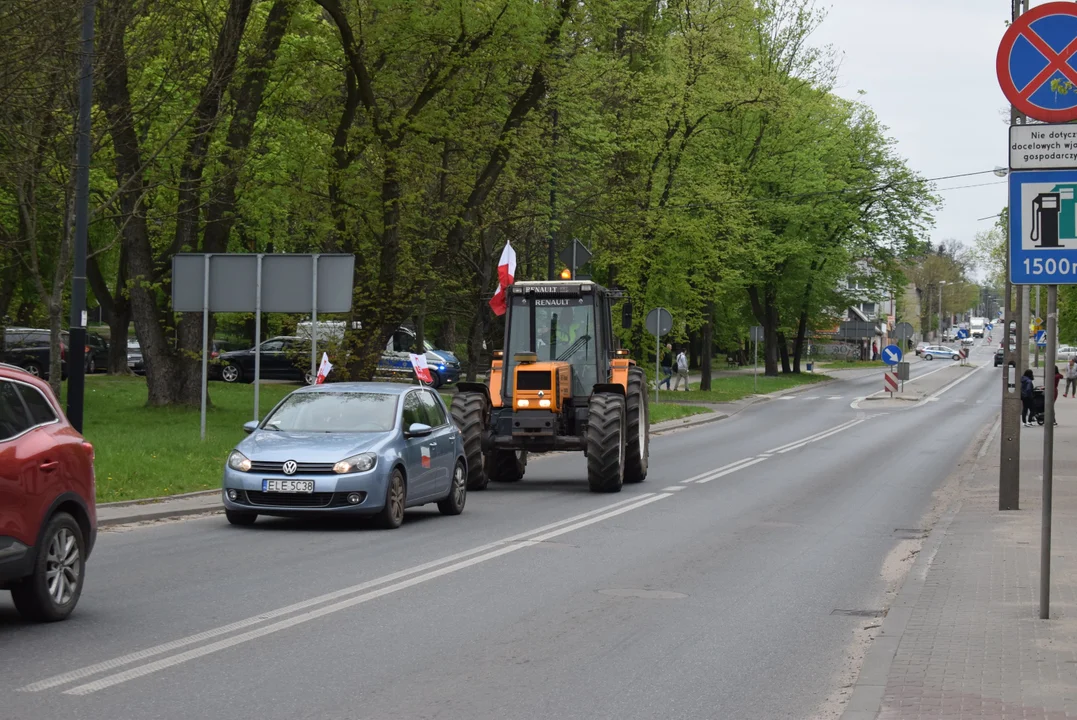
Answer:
[
  {"xmin": 881, "ymin": 344, "xmax": 903, "ymax": 366},
  {"xmin": 997, "ymin": 2, "xmax": 1077, "ymax": 122},
  {"xmin": 957, "ymin": 328, "xmax": 969, "ymax": 339}
]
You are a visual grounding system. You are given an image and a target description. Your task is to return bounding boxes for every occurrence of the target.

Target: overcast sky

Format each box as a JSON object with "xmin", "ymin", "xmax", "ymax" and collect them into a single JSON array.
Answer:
[{"xmin": 810, "ymin": 0, "xmax": 1014, "ymax": 253}]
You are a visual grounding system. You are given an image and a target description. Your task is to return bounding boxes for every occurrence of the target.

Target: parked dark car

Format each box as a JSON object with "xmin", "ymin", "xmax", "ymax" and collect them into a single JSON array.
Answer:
[
  {"xmin": 215, "ymin": 336, "xmax": 315, "ymax": 384},
  {"xmin": 126, "ymin": 339, "xmax": 144, "ymax": 375},
  {"xmin": 1, "ymin": 328, "xmax": 68, "ymax": 380},
  {"xmin": 0, "ymin": 363, "xmax": 97, "ymax": 621},
  {"xmin": 995, "ymin": 348, "xmax": 1004, "ymax": 367},
  {"xmin": 85, "ymin": 332, "xmax": 109, "ymax": 374}
]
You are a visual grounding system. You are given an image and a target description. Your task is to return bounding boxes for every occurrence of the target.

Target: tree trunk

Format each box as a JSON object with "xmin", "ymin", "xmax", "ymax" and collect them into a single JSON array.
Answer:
[
  {"xmin": 437, "ymin": 313, "xmax": 456, "ymax": 354},
  {"xmin": 747, "ymin": 284, "xmax": 780, "ymax": 377},
  {"xmin": 700, "ymin": 301, "xmax": 713, "ymax": 390},
  {"xmin": 106, "ymin": 305, "xmax": 130, "ymax": 374},
  {"xmin": 778, "ymin": 331, "xmax": 791, "ymax": 374}
]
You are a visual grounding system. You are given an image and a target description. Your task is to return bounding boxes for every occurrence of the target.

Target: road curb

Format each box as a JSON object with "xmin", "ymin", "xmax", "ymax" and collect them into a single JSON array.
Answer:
[
  {"xmin": 98, "ymin": 504, "xmax": 222, "ymax": 527},
  {"xmin": 99, "ymin": 488, "xmax": 220, "ymax": 509}
]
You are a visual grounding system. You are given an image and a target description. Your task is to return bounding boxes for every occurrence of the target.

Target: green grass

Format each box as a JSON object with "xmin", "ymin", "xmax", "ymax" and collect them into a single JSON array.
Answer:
[
  {"xmin": 814, "ymin": 359, "xmax": 885, "ymax": 369},
  {"xmin": 658, "ymin": 372, "xmax": 830, "ymax": 403},
  {"xmin": 650, "ymin": 403, "xmax": 711, "ymax": 423},
  {"xmin": 63, "ymin": 376, "xmax": 296, "ymax": 503}
]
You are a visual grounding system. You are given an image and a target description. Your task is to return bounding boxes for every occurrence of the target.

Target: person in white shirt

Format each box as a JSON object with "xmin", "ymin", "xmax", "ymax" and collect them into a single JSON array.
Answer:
[
  {"xmin": 1065, "ymin": 357, "xmax": 1077, "ymax": 398},
  {"xmin": 672, "ymin": 349, "xmax": 690, "ymax": 391}
]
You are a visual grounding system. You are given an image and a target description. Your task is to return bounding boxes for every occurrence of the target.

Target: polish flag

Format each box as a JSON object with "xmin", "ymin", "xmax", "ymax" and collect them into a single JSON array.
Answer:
[
  {"xmin": 409, "ymin": 353, "xmax": 433, "ymax": 384},
  {"xmin": 488, "ymin": 241, "xmax": 517, "ymax": 316},
  {"xmin": 316, "ymin": 352, "xmax": 333, "ymax": 384}
]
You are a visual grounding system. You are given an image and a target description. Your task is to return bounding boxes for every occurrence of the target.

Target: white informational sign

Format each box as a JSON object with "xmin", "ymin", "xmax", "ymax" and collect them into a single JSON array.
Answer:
[{"xmin": 1010, "ymin": 124, "xmax": 1077, "ymax": 170}]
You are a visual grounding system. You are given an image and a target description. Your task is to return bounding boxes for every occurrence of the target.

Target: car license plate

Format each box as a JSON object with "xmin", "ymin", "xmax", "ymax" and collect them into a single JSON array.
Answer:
[{"xmin": 263, "ymin": 479, "xmax": 315, "ymax": 493}]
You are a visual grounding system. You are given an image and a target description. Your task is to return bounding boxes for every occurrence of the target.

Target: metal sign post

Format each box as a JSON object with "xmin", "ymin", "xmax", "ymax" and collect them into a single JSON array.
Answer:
[
  {"xmin": 1042, "ymin": 286, "xmax": 1059, "ymax": 619},
  {"xmin": 253, "ymin": 254, "xmax": 263, "ymax": 421},
  {"xmin": 200, "ymin": 254, "xmax": 211, "ymax": 441},
  {"xmin": 750, "ymin": 326, "xmax": 763, "ymax": 393},
  {"xmin": 645, "ymin": 308, "xmax": 673, "ymax": 403}
]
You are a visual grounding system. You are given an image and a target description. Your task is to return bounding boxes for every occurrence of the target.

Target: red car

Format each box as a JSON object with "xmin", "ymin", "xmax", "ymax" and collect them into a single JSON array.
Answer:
[{"xmin": 0, "ymin": 363, "xmax": 96, "ymax": 621}]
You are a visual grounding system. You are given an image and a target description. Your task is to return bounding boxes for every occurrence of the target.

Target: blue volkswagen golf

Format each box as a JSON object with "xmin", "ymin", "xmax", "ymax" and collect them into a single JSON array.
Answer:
[{"xmin": 222, "ymin": 383, "xmax": 467, "ymax": 529}]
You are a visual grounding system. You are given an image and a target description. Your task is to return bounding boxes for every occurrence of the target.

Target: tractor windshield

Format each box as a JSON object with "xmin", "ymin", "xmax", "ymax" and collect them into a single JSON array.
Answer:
[{"xmin": 506, "ymin": 295, "xmax": 597, "ymax": 397}]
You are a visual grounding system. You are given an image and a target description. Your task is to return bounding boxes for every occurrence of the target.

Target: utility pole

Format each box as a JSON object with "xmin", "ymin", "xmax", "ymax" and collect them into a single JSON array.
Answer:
[
  {"xmin": 66, "ymin": 0, "xmax": 95, "ymax": 433},
  {"xmin": 1000, "ymin": 0, "xmax": 1028, "ymax": 512}
]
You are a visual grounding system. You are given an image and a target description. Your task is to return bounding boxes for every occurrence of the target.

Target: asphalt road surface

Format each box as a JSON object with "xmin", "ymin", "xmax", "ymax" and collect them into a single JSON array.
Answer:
[{"xmin": 1, "ymin": 344, "xmax": 1001, "ymax": 720}]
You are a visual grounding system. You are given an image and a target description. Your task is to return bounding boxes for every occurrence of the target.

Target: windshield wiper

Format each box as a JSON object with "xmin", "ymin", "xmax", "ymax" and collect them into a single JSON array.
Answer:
[{"xmin": 557, "ymin": 334, "xmax": 592, "ymax": 362}]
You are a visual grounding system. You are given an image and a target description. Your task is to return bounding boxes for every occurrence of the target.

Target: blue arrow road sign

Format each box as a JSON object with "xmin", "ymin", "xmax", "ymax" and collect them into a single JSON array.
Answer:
[
  {"xmin": 881, "ymin": 344, "xmax": 902, "ymax": 366},
  {"xmin": 986, "ymin": 323, "xmax": 994, "ymax": 331},
  {"xmin": 1036, "ymin": 330, "xmax": 1048, "ymax": 347},
  {"xmin": 1009, "ymin": 170, "xmax": 1077, "ymax": 284},
  {"xmin": 957, "ymin": 328, "xmax": 969, "ymax": 339}
]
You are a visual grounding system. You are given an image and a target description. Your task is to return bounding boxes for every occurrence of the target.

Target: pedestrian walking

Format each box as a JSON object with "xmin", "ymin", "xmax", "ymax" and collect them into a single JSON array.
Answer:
[
  {"xmin": 1065, "ymin": 357, "xmax": 1077, "ymax": 397},
  {"xmin": 1021, "ymin": 369, "xmax": 1035, "ymax": 427},
  {"xmin": 871, "ymin": 342, "xmax": 879, "ymax": 361},
  {"xmin": 1054, "ymin": 365, "xmax": 1063, "ymax": 425},
  {"xmin": 660, "ymin": 344, "xmax": 673, "ymax": 390},
  {"xmin": 673, "ymin": 348, "xmax": 690, "ymax": 391}
]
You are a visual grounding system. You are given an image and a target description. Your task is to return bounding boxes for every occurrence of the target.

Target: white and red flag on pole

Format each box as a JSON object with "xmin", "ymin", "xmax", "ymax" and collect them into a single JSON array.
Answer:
[
  {"xmin": 316, "ymin": 352, "xmax": 333, "ymax": 384},
  {"xmin": 488, "ymin": 241, "xmax": 516, "ymax": 316},
  {"xmin": 409, "ymin": 353, "xmax": 433, "ymax": 384}
]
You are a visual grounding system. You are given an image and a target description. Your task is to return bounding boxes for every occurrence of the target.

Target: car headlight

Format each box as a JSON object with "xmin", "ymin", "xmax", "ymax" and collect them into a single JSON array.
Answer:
[
  {"xmin": 227, "ymin": 450, "xmax": 251, "ymax": 472},
  {"xmin": 334, "ymin": 452, "xmax": 377, "ymax": 474}
]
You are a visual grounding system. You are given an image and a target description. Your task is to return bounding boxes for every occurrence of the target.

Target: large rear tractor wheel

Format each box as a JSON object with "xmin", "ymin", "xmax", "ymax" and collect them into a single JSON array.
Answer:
[
  {"xmin": 587, "ymin": 393, "xmax": 626, "ymax": 493},
  {"xmin": 487, "ymin": 449, "xmax": 527, "ymax": 483},
  {"xmin": 624, "ymin": 367, "xmax": 649, "ymax": 484},
  {"xmin": 450, "ymin": 392, "xmax": 489, "ymax": 491}
]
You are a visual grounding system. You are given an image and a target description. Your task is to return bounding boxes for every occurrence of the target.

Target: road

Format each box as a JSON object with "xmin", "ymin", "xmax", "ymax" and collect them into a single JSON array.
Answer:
[{"xmin": 0, "ymin": 344, "xmax": 1000, "ymax": 720}]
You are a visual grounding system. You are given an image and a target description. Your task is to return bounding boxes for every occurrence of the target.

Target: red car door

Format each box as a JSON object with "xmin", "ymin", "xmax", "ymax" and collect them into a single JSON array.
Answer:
[{"xmin": 0, "ymin": 379, "xmax": 40, "ymax": 548}]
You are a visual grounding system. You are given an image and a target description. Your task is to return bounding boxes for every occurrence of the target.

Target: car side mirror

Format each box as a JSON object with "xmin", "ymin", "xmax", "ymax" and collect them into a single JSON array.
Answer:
[
  {"xmin": 242, "ymin": 421, "xmax": 259, "ymax": 434},
  {"xmin": 405, "ymin": 422, "xmax": 433, "ymax": 438}
]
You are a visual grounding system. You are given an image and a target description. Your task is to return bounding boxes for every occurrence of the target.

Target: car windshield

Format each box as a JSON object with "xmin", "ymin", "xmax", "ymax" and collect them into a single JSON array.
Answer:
[
  {"xmin": 262, "ymin": 391, "xmax": 398, "ymax": 433},
  {"xmin": 127, "ymin": 340, "xmax": 140, "ymax": 350}
]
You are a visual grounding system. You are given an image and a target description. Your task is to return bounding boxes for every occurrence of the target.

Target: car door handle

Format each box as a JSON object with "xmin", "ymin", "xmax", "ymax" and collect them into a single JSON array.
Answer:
[
  {"xmin": 40, "ymin": 461, "xmax": 59, "ymax": 472},
  {"xmin": 427, "ymin": 442, "xmax": 437, "ymax": 447}
]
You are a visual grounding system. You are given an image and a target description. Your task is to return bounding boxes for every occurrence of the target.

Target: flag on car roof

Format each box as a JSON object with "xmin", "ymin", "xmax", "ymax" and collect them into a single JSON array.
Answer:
[{"xmin": 488, "ymin": 241, "xmax": 516, "ymax": 317}]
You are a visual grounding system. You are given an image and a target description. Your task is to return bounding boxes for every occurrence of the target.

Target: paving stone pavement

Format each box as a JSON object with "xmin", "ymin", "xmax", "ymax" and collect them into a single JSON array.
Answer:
[{"xmin": 848, "ymin": 377, "xmax": 1077, "ymax": 719}]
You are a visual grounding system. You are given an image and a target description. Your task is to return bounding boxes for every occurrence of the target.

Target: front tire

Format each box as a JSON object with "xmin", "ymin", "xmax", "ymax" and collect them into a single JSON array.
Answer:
[
  {"xmin": 225, "ymin": 510, "xmax": 257, "ymax": 526},
  {"xmin": 10, "ymin": 513, "xmax": 85, "ymax": 622},
  {"xmin": 450, "ymin": 392, "xmax": 488, "ymax": 490},
  {"xmin": 587, "ymin": 393, "xmax": 626, "ymax": 493},
  {"xmin": 924, "ymin": 354, "xmax": 933, "ymax": 361},
  {"xmin": 22, "ymin": 361, "xmax": 43, "ymax": 378},
  {"xmin": 624, "ymin": 367, "xmax": 649, "ymax": 483},
  {"xmin": 438, "ymin": 461, "xmax": 467, "ymax": 516},
  {"xmin": 487, "ymin": 449, "xmax": 526, "ymax": 483},
  {"xmin": 377, "ymin": 469, "xmax": 407, "ymax": 529},
  {"xmin": 221, "ymin": 364, "xmax": 243, "ymax": 383}
]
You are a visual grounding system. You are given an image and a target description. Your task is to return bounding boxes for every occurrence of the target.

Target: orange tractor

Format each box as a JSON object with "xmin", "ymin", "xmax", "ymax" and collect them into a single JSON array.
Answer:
[{"xmin": 449, "ymin": 280, "xmax": 649, "ymax": 493}]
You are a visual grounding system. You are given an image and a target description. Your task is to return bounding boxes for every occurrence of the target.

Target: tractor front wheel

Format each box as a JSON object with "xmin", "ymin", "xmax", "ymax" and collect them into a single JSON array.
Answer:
[
  {"xmin": 587, "ymin": 393, "xmax": 626, "ymax": 493},
  {"xmin": 624, "ymin": 367, "xmax": 649, "ymax": 484},
  {"xmin": 450, "ymin": 392, "xmax": 489, "ymax": 491}
]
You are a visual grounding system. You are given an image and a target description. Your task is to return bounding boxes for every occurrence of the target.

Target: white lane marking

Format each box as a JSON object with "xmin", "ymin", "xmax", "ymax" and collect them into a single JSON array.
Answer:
[
  {"xmin": 764, "ymin": 418, "xmax": 864, "ymax": 454},
  {"xmin": 62, "ymin": 493, "xmax": 672, "ymax": 695},
  {"xmin": 695, "ymin": 456, "xmax": 767, "ymax": 483},
  {"xmin": 779, "ymin": 396, "xmax": 796, "ymax": 400},
  {"xmin": 680, "ymin": 458, "xmax": 763, "ymax": 484},
  {"xmin": 827, "ymin": 396, "xmax": 843, "ymax": 400},
  {"xmin": 777, "ymin": 418, "xmax": 867, "ymax": 454},
  {"xmin": 978, "ymin": 415, "xmax": 1002, "ymax": 460},
  {"xmin": 920, "ymin": 362, "xmax": 987, "ymax": 405},
  {"xmin": 801, "ymin": 396, "xmax": 820, "ymax": 400},
  {"xmin": 662, "ymin": 485, "xmax": 685, "ymax": 492},
  {"xmin": 21, "ymin": 493, "xmax": 650, "ymax": 693}
]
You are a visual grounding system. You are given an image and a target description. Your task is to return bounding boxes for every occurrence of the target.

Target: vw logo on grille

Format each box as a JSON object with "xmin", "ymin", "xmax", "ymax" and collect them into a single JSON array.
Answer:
[{"xmin": 282, "ymin": 460, "xmax": 298, "ymax": 475}]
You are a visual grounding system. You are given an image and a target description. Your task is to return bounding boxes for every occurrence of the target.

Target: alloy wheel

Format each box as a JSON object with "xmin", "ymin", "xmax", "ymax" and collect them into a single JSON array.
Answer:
[{"xmin": 45, "ymin": 528, "xmax": 80, "ymax": 606}]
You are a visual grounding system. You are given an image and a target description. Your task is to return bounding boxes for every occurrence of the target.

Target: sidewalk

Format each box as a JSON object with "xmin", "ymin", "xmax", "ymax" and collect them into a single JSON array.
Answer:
[{"xmin": 843, "ymin": 373, "xmax": 1077, "ymax": 719}]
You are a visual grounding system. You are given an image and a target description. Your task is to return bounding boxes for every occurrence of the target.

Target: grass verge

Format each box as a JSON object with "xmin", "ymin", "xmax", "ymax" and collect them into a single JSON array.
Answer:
[
  {"xmin": 814, "ymin": 360, "xmax": 886, "ymax": 369},
  {"xmin": 650, "ymin": 403, "xmax": 712, "ymax": 424},
  {"xmin": 660, "ymin": 372, "xmax": 830, "ymax": 403},
  {"xmin": 64, "ymin": 376, "xmax": 296, "ymax": 503}
]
